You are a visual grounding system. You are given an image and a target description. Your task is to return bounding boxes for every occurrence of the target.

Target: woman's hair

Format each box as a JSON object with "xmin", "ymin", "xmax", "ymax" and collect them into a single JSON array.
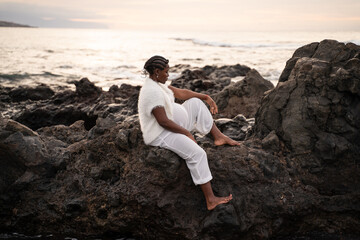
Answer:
[{"xmin": 144, "ymin": 55, "xmax": 169, "ymax": 75}]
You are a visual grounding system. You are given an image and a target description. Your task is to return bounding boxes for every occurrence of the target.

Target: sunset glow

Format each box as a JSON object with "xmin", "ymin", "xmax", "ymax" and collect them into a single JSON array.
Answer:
[{"xmin": 1, "ymin": 0, "xmax": 359, "ymax": 31}]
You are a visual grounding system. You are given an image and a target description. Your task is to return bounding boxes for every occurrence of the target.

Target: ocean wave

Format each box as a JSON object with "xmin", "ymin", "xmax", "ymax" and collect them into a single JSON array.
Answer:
[
  {"xmin": 181, "ymin": 58, "xmax": 203, "ymax": 61},
  {"xmin": 345, "ymin": 39, "xmax": 360, "ymax": 45},
  {"xmin": 0, "ymin": 73, "xmax": 31, "ymax": 81},
  {"xmin": 171, "ymin": 37, "xmax": 297, "ymax": 49},
  {"xmin": 0, "ymin": 71, "xmax": 62, "ymax": 81},
  {"xmin": 58, "ymin": 65, "xmax": 73, "ymax": 69},
  {"xmin": 115, "ymin": 65, "xmax": 137, "ymax": 69}
]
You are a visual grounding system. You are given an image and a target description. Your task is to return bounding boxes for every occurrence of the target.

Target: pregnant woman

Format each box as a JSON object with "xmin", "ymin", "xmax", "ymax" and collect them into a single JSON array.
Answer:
[{"xmin": 138, "ymin": 55, "xmax": 240, "ymax": 210}]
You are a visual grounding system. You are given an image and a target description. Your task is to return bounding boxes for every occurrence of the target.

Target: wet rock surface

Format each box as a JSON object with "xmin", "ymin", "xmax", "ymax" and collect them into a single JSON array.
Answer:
[{"xmin": 0, "ymin": 43, "xmax": 360, "ymax": 240}]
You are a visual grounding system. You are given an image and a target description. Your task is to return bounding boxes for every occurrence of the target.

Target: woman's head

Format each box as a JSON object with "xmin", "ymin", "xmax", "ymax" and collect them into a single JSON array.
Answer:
[{"xmin": 144, "ymin": 55, "xmax": 169, "ymax": 75}]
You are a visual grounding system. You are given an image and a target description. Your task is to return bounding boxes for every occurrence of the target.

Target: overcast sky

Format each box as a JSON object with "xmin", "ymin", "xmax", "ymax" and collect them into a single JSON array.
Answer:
[{"xmin": 1, "ymin": 0, "xmax": 359, "ymax": 31}]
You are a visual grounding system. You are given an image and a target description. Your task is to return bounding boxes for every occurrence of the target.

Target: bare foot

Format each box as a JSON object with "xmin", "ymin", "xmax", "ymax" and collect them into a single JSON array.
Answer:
[
  {"xmin": 206, "ymin": 194, "xmax": 233, "ymax": 210},
  {"xmin": 214, "ymin": 135, "xmax": 241, "ymax": 146}
]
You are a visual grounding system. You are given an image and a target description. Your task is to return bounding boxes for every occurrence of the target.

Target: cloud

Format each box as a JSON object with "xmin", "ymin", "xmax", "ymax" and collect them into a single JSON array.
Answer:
[
  {"xmin": 0, "ymin": 0, "xmax": 359, "ymax": 31},
  {"xmin": 0, "ymin": 2, "xmax": 108, "ymax": 28}
]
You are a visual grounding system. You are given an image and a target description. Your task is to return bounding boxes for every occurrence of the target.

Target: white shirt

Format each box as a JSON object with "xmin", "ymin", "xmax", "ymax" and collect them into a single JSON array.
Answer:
[{"xmin": 138, "ymin": 77, "xmax": 175, "ymax": 144}]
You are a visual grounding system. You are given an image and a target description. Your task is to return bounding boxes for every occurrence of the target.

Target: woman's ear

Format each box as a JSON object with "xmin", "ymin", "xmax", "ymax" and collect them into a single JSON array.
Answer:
[{"xmin": 154, "ymin": 68, "xmax": 160, "ymax": 76}]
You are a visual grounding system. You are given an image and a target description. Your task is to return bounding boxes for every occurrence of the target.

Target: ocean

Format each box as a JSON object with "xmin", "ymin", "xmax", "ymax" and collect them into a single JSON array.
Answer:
[{"xmin": 1, "ymin": 28, "xmax": 359, "ymax": 91}]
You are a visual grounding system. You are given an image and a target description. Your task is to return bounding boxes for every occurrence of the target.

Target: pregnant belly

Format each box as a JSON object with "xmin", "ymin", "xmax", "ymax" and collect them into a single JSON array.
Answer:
[{"xmin": 172, "ymin": 102, "xmax": 189, "ymax": 127}]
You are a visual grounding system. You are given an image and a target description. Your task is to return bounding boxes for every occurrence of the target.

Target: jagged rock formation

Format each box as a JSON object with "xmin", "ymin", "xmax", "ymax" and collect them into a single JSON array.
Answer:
[
  {"xmin": 170, "ymin": 64, "xmax": 251, "ymax": 94},
  {"xmin": 256, "ymin": 39, "xmax": 360, "ymax": 162},
  {"xmin": 0, "ymin": 44, "xmax": 359, "ymax": 239},
  {"xmin": 0, "ymin": 78, "xmax": 140, "ymax": 131},
  {"xmin": 214, "ymin": 69, "xmax": 274, "ymax": 118}
]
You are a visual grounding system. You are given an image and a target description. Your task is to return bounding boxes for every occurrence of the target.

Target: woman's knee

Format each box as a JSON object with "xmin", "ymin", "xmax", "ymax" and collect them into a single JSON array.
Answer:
[
  {"xmin": 183, "ymin": 97, "xmax": 207, "ymax": 112},
  {"xmin": 186, "ymin": 97, "xmax": 203, "ymax": 106},
  {"xmin": 187, "ymin": 146, "xmax": 207, "ymax": 163}
]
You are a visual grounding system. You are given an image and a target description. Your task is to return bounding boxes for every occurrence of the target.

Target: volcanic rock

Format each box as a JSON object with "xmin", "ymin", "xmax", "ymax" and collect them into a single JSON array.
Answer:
[
  {"xmin": 1, "ymin": 79, "xmax": 140, "ymax": 131},
  {"xmin": 255, "ymin": 39, "xmax": 360, "ymax": 196},
  {"xmin": 213, "ymin": 69, "xmax": 274, "ymax": 118},
  {"xmin": 255, "ymin": 40, "xmax": 360, "ymax": 160},
  {"xmin": 171, "ymin": 64, "xmax": 251, "ymax": 94},
  {"xmin": 8, "ymin": 84, "xmax": 54, "ymax": 102},
  {"xmin": 0, "ymin": 52, "xmax": 359, "ymax": 239}
]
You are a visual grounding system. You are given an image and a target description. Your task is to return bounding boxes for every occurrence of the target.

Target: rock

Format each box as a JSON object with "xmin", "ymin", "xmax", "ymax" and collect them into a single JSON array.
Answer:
[
  {"xmin": 8, "ymin": 84, "xmax": 54, "ymax": 102},
  {"xmin": 64, "ymin": 198, "xmax": 87, "ymax": 217},
  {"xmin": 279, "ymin": 39, "xmax": 360, "ymax": 83},
  {"xmin": 87, "ymin": 117, "xmax": 116, "ymax": 139},
  {"xmin": 3, "ymin": 132, "xmax": 48, "ymax": 167},
  {"xmin": 75, "ymin": 77, "xmax": 102, "ymax": 97},
  {"xmin": 214, "ymin": 114, "xmax": 254, "ymax": 141},
  {"xmin": 3, "ymin": 80, "xmax": 140, "ymax": 131},
  {"xmin": 5, "ymin": 119, "xmax": 38, "ymax": 136},
  {"xmin": 144, "ymin": 147, "xmax": 182, "ymax": 180},
  {"xmin": 207, "ymin": 64, "xmax": 251, "ymax": 79},
  {"xmin": 214, "ymin": 69, "xmax": 274, "ymax": 118},
  {"xmin": 170, "ymin": 64, "xmax": 192, "ymax": 73},
  {"xmin": 256, "ymin": 49, "xmax": 360, "ymax": 159},
  {"xmin": 14, "ymin": 106, "xmax": 98, "ymax": 131},
  {"xmin": 0, "ymin": 140, "xmax": 27, "ymax": 193},
  {"xmin": 37, "ymin": 120, "xmax": 87, "ymax": 145},
  {"xmin": 171, "ymin": 64, "xmax": 251, "ymax": 95},
  {"xmin": 0, "ymin": 56, "xmax": 359, "ymax": 239},
  {"xmin": 255, "ymin": 39, "xmax": 360, "ymax": 195},
  {"xmin": 261, "ymin": 130, "xmax": 280, "ymax": 152}
]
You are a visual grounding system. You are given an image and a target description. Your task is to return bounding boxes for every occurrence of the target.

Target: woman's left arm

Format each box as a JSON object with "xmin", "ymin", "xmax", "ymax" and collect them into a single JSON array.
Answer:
[{"xmin": 168, "ymin": 85, "xmax": 218, "ymax": 114}]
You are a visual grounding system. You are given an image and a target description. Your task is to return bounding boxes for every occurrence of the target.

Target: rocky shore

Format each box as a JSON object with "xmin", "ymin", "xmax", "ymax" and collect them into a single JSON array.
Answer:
[
  {"xmin": 0, "ymin": 40, "xmax": 359, "ymax": 240},
  {"xmin": 0, "ymin": 21, "xmax": 35, "ymax": 28}
]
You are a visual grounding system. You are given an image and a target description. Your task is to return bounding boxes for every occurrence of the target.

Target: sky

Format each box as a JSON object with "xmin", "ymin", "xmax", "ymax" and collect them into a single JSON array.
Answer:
[{"xmin": 0, "ymin": 0, "xmax": 359, "ymax": 31}]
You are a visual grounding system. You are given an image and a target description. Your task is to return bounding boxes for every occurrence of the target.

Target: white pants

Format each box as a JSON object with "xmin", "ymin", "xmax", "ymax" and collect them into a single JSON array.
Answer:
[{"xmin": 149, "ymin": 98, "xmax": 214, "ymax": 185}]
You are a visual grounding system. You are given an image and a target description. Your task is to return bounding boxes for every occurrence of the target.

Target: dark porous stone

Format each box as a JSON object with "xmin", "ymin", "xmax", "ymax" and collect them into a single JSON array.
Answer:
[
  {"xmin": 9, "ymin": 84, "xmax": 54, "ymax": 102},
  {"xmin": 255, "ymin": 39, "xmax": 360, "ymax": 196},
  {"xmin": 261, "ymin": 130, "xmax": 280, "ymax": 152},
  {"xmin": 213, "ymin": 69, "xmax": 274, "ymax": 118},
  {"xmin": 75, "ymin": 77, "xmax": 102, "ymax": 97},
  {"xmin": 1, "ymin": 45, "xmax": 360, "ymax": 239},
  {"xmin": 171, "ymin": 64, "xmax": 251, "ymax": 95}
]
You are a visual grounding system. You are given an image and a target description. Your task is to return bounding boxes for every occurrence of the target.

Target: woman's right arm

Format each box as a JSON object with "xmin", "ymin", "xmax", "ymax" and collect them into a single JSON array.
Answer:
[{"xmin": 152, "ymin": 106, "xmax": 196, "ymax": 143}]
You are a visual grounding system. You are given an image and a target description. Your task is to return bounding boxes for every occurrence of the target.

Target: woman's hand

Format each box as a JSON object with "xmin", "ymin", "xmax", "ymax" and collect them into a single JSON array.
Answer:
[
  {"xmin": 186, "ymin": 131, "xmax": 197, "ymax": 143},
  {"xmin": 205, "ymin": 95, "xmax": 218, "ymax": 114},
  {"xmin": 153, "ymin": 106, "xmax": 197, "ymax": 143},
  {"xmin": 167, "ymin": 85, "xmax": 218, "ymax": 115}
]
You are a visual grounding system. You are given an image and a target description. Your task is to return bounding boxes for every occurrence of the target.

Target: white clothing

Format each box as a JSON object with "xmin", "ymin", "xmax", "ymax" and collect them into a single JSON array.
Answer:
[
  {"xmin": 150, "ymin": 98, "xmax": 214, "ymax": 185},
  {"xmin": 138, "ymin": 77, "xmax": 175, "ymax": 144}
]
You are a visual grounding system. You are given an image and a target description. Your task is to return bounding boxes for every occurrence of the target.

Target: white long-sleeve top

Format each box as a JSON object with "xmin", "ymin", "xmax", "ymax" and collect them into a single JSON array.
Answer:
[{"xmin": 138, "ymin": 77, "xmax": 175, "ymax": 144}]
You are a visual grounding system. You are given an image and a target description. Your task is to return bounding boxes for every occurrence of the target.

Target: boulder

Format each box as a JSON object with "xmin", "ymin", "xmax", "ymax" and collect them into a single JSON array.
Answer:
[
  {"xmin": 255, "ymin": 40, "xmax": 360, "ymax": 160},
  {"xmin": 171, "ymin": 64, "xmax": 251, "ymax": 94},
  {"xmin": 0, "ymin": 55, "xmax": 359, "ymax": 239},
  {"xmin": 255, "ymin": 39, "xmax": 360, "ymax": 196},
  {"xmin": 279, "ymin": 39, "xmax": 360, "ymax": 83},
  {"xmin": 2, "ymin": 80, "xmax": 140, "ymax": 131},
  {"xmin": 214, "ymin": 114, "xmax": 254, "ymax": 141},
  {"xmin": 213, "ymin": 69, "xmax": 274, "ymax": 118},
  {"xmin": 5, "ymin": 119, "xmax": 38, "ymax": 137},
  {"xmin": 74, "ymin": 77, "xmax": 102, "ymax": 97},
  {"xmin": 37, "ymin": 120, "xmax": 87, "ymax": 145},
  {"xmin": 8, "ymin": 84, "xmax": 54, "ymax": 102}
]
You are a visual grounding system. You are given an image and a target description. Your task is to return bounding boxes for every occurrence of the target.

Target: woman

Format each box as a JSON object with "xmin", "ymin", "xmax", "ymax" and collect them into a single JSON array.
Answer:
[{"xmin": 138, "ymin": 55, "xmax": 240, "ymax": 210}]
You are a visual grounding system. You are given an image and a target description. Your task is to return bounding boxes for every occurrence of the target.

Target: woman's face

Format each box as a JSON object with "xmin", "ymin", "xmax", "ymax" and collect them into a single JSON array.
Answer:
[{"xmin": 155, "ymin": 65, "xmax": 169, "ymax": 84}]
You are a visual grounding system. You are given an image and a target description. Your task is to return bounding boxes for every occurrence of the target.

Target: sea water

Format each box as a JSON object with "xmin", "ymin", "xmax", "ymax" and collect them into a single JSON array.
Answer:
[{"xmin": 1, "ymin": 28, "xmax": 359, "ymax": 90}]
